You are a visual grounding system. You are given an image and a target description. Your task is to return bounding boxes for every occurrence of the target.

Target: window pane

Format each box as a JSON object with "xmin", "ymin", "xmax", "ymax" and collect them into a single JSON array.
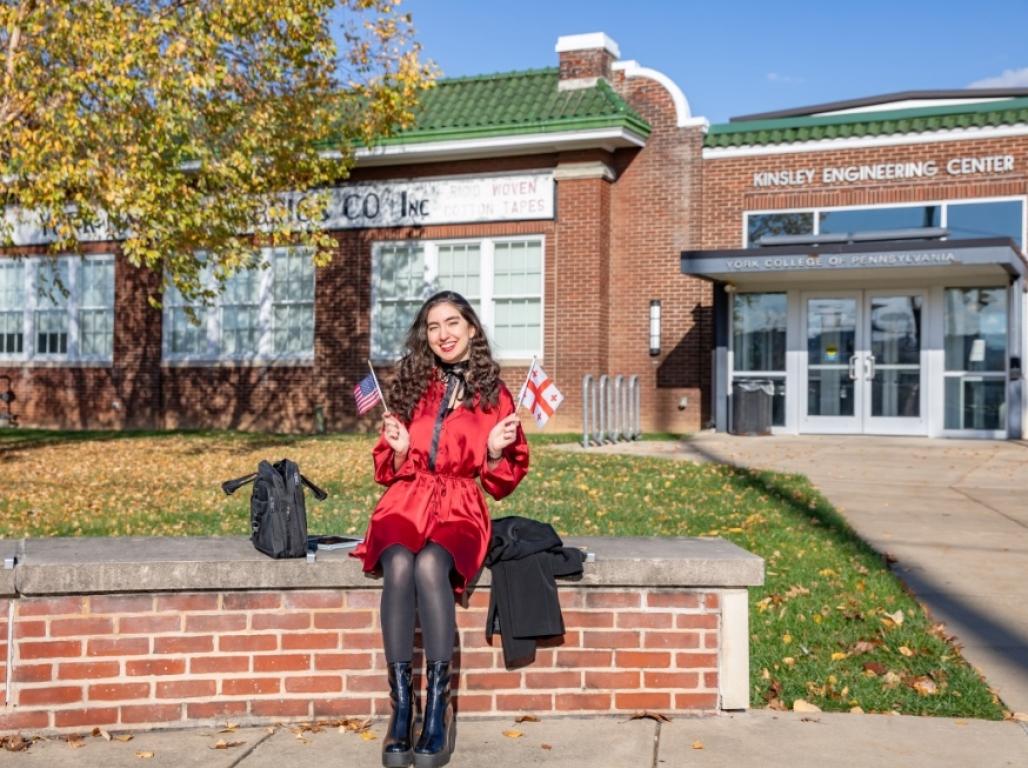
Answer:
[
  {"xmin": 944, "ymin": 288, "xmax": 1007, "ymax": 371},
  {"xmin": 436, "ymin": 243, "xmax": 481, "ymax": 298},
  {"xmin": 0, "ymin": 311, "xmax": 23, "ymax": 354},
  {"xmin": 35, "ymin": 309, "xmax": 68, "ymax": 354},
  {"xmin": 947, "ymin": 201, "xmax": 1023, "ymax": 248},
  {"xmin": 170, "ymin": 307, "xmax": 208, "ymax": 355},
  {"xmin": 733, "ymin": 293, "xmax": 786, "ymax": 371},
  {"xmin": 79, "ymin": 308, "xmax": 113, "ymax": 358},
  {"xmin": 819, "ymin": 206, "xmax": 940, "ymax": 234},
  {"xmin": 747, "ymin": 213, "xmax": 814, "ymax": 246},
  {"xmin": 0, "ymin": 261, "xmax": 25, "ymax": 308},
  {"xmin": 273, "ymin": 304, "xmax": 314, "ymax": 355},
  {"xmin": 870, "ymin": 295, "xmax": 921, "ymax": 365},
  {"xmin": 273, "ymin": 249, "xmax": 314, "ymax": 303},
  {"xmin": 493, "ymin": 298, "xmax": 541, "ymax": 354},
  {"xmin": 36, "ymin": 260, "xmax": 70, "ymax": 309},
  {"xmin": 81, "ymin": 259, "xmax": 114, "ymax": 307},
  {"xmin": 945, "ymin": 377, "xmax": 1005, "ymax": 430},
  {"xmin": 374, "ymin": 244, "xmax": 426, "ymax": 357},
  {"xmin": 494, "ymin": 240, "xmax": 542, "ymax": 295}
]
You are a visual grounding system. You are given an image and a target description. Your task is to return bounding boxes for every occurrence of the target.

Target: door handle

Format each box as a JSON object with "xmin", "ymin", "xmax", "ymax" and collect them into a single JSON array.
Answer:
[
  {"xmin": 848, "ymin": 354, "xmax": 859, "ymax": 380},
  {"xmin": 865, "ymin": 354, "xmax": 876, "ymax": 380}
]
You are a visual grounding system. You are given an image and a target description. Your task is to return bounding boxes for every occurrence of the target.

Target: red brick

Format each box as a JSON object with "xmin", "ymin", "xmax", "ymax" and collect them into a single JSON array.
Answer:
[
  {"xmin": 126, "ymin": 659, "xmax": 186, "ymax": 676},
  {"xmin": 252, "ymin": 699, "xmax": 312, "ymax": 717},
  {"xmin": 252, "ymin": 613, "xmax": 311, "ymax": 631},
  {"xmin": 555, "ymin": 692, "xmax": 611, "ymax": 711},
  {"xmin": 90, "ymin": 595, "xmax": 155, "ymax": 614},
  {"xmin": 315, "ymin": 653, "xmax": 373, "ymax": 671},
  {"xmin": 190, "ymin": 655, "xmax": 250, "ymax": 674},
  {"xmin": 19, "ymin": 685, "xmax": 83, "ymax": 706},
  {"xmin": 345, "ymin": 674, "xmax": 387, "ymax": 693},
  {"xmin": 284, "ymin": 591, "xmax": 343, "ymax": 609},
  {"xmin": 584, "ymin": 592, "xmax": 640, "ymax": 609},
  {"xmin": 223, "ymin": 592, "xmax": 282, "ymax": 610},
  {"xmin": 496, "ymin": 693, "xmax": 551, "ymax": 711},
  {"xmin": 282, "ymin": 632, "xmax": 340, "ymax": 650},
  {"xmin": 455, "ymin": 610, "xmax": 488, "ymax": 629},
  {"xmin": 313, "ymin": 698, "xmax": 373, "ymax": 717},
  {"xmin": 14, "ymin": 620, "xmax": 46, "ymax": 638},
  {"xmin": 704, "ymin": 593, "xmax": 720, "ymax": 611},
  {"xmin": 524, "ymin": 671, "xmax": 582, "ymax": 689},
  {"xmin": 646, "ymin": 592, "xmax": 700, "ymax": 609},
  {"xmin": 220, "ymin": 634, "xmax": 278, "ymax": 652},
  {"xmin": 616, "ymin": 651, "xmax": 671, "ymax": 668},
  {"xmin": 644, "ymin": 672, "xmax": 700, "ymax": 689},
  {"xmin": 582, "ymin": 631, "xmax": 639, "ymax": 649},
  {"xmin": 157, "ymin": 680, "xmax": 217, "ymax": 699},
  {"xmin": 185, "ymin": 614, "xmax": 246, "ymax": 633},
  {"xmin": 452, "ymin": 693, "xmax": 494, "ymax": 712},
  {"xmin": 222, "ymin": 677, "xmax": 280, "ymax": 696},
  {"xmin": 253, "ymin": 654, "xmax": 310, "ymax": 672},
  {"xmin": 285, "ymin": 676, "xmax": 343, "ymax": 693},
  {"xmin": 584, "ymin": 671, "xmax": 640, "ymax": 689},
  {"xmin": 187, "ymin": 701, "xmax": 248, "ymax": 719},
  {"xmin": 18, "ymin": 596, "xmax": 84, "ymax": 616},
  {"xmin": 463, "ymin": 591, "xmax": 490, "ymax": 609},
  {"xmin": 555, "ymin": 650, "xmax": 612, "ymax": 668},
  {"xmin": 13, "ymin": 663, "xmax": 53, "ymax": 682},
  {"xmin": 154, "ymin": 635, "xmax": 214, "ymax": 654},
  {"xmin": 703, "ymin": 671, "xmax": 719, "ymax": 689},
  {"xmin": 562, "ymin": 610, "xmax": 614, "ymax": 628},
  {"xmin": 676, "ymin": 653, "xmax": 718, "ymax": 668},
  {"xmin": 120, "ymin": 704, "xmax": 183, "ymax": 723},
  {"xmin": 458, "ymin": 631, "xmax": 495, "ymax": 649},
  {"xmin": 50, "ymin": 617, "xmax": 115, "ymax": 637},
  {"xmin": 675, "ymin": 692, "xmax": 718, "ymax": 709},
  {"xmin": 58, "ymin": 661, "xmax": 120, "ymax": 680},
  {"xmin": 314, "ymin": 611, "xmax": 373, "ymax": 630},
  {"xmin": 617, "ymin": 612, "xmax": 673, "ymax": 629},
  {"xmin": 704, "ymin": 633, "xmax": 718, "ymax": 649},
  {"xmin": 464, "ymin": 671, "xmax": 522, "ymax": 690},
  {"xmin": 344, "ymin": 591, "xmax": 380, "ymax": 609},
  {"xmin": 89, "ymin": 682, "xmax": 151, "ymax": 701},
  {"xmin": 19, "ymin": 639, "xmax": 82, "ymax": 659},
  {"xmin": 156, "ymin": 594, "xmax": 219, "ymax": 612},
  {"xmin": 342, "ymin": 631, "xmax": 383, "ymax": 649},
  {"xmin": 87, "ymin": 637, "xmax": 149, "ymax": 656},
  {"xmin": 675, "ymin": 614, "xmax": 718, "ymax": 630},
  {"xmin": 54, "ymin": 708, "xmax": 119, "ymax": 728},
  {"xmin": 455, "ymin": 650, "xmax": 496, "ymax": 668},
  {"xmin": 616, "ymin": 692, "xmax": 670, "ymax": 710},
  {"xmin": 0, "ymin": 710, "xmax": 49, "ymax": 730},
  {"xmin": 119, "ymin": 615, "xmax": 181, "ymax": 635},
  {"xmin": 643, "ymin": 632, "xmax": 702, "ymax": 649}
]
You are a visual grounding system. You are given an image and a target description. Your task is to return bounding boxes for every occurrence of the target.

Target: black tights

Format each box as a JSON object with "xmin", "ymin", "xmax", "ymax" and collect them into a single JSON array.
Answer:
[{"xmin": 379, "ymin": 542, "xmax": 456, "ymax": 664}]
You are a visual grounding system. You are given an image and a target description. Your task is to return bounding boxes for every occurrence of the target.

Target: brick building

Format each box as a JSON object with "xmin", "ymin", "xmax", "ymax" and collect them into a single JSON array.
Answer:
[{"xmin": 2, "ymin": 32, "xmax": 1026, "ymax": 439}]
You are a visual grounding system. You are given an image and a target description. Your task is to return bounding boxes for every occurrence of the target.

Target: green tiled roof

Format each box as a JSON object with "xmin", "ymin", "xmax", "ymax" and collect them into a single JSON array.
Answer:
[
  {"xmin": 370, "ymin": 68, "xmax": 651, "ymax": 146},
  {"xmin": 705, "ymin": 97, "xmax": 1028, "ymax": 148}
]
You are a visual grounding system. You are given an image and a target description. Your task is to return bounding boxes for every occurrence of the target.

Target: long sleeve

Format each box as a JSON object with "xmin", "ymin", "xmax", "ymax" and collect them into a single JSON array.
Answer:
[
  {"xmin": 480, "ymin": 387, "xmax": 530, "ymax": 501},
  {"xmin": 372, "ymin": 432, "xmax": 415, "ymax": 486}
]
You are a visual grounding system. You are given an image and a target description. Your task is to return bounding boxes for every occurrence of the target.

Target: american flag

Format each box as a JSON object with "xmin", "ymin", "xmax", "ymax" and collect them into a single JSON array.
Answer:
[
  {"xmin": 353, "ymin": 373, "xmax": 382, "ymax": 415},
  {"xmin": 518, "ymin": 359, "xmax": 564, "ymax": 428}
]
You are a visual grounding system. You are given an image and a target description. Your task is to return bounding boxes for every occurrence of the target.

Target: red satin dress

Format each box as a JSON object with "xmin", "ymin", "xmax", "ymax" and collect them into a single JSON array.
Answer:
[{"xmin": 352, "ymin": 377, "xmax": 530, "ymax": 594}]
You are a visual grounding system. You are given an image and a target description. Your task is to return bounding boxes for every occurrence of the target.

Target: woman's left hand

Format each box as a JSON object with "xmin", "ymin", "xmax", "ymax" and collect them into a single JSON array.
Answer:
[{"xmin": 486, "ymin": 414, "xmax": 521, "ymax": 459}]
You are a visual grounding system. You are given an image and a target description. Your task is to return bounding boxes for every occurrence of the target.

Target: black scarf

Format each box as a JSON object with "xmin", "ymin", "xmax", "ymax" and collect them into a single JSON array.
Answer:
[{"xmin": 428, "ymin": 362, "xmax": 468, "ymax": 471}]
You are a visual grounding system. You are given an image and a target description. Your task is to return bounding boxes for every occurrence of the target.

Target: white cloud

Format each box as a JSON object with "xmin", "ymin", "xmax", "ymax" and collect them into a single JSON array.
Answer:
[
  {"xmin": 968, "ymin": 68, "xmax": 1028, "ymax": 89},
  {"xmin": 766, "ymin": 72, "xmax": 802, "ymax": 85}
]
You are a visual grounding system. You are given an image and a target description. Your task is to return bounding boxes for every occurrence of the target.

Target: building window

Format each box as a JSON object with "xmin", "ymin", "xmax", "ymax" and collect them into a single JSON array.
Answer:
[
  {"xmin": 0, "ymin": 255, "xmax": 114, "ymax": 363},
  {"xmin": 732, "ymin": 292, "xmax": 787, "ymax": 426},
  {"xmin": 944, "ymin": 287, "xmax": 1007, "ymax": 431},
  {"xmin": 747, "ymin": 212, "xmax": 814, "ymax": 246},
  {"xmin": 162, "ymin": 247, "xmax": 315, "ymax": 362},
  {"xmin": 371, "ymin": 237, "xmax": 544, "ymax": 361},
  {"xmin": 947, "ymin": 201, "xmax": 1023, "ymax": 248}
]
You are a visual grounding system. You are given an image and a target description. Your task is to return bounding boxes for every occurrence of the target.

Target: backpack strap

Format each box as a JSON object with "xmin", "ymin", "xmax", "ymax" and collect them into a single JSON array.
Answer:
[
  {"xmin": 300, "ymin": 474, "xmax": 328, "ymax": 501},
  {"xmin": 221, "ymin": 473, "xmax": 257, "ymax": 496}
]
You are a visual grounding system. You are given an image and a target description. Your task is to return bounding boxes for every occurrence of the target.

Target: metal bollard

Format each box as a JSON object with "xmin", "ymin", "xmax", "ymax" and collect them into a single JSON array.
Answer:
[
  {"xmin": 597, "ymin": 375, "xmax": 609, "ymax": 443},
  {"xmin": 581, "ymin": 374, "xmax": 593, "ymax": 448}
]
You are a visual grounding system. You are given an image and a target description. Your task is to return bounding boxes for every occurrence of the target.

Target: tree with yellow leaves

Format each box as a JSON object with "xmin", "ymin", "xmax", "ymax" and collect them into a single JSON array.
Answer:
[{"xmin": 0, "ymin": 0, "xmax": 434, "ymax": 301}]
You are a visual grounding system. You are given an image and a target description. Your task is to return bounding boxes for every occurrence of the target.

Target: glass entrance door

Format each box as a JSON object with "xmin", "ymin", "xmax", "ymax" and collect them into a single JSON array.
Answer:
[{"xmin": 800, "ymin": 291, "xmax": 926, "ymax": 435}]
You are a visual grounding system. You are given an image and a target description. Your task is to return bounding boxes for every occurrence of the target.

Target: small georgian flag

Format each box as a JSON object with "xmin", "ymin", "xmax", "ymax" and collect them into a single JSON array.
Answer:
[{"xmin": 517, "ymin": 358, "xmax": 564, "ymax": 428}]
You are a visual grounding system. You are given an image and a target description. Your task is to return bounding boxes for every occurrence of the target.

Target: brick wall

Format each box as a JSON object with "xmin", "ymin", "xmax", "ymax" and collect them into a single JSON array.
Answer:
[
  {"xmin": 0, "ymin": 587, "xmax": 721, "ymax": 733},
  {"xmin": 1, "ymin": 598, "xmax": 8, "ymax": 708}
]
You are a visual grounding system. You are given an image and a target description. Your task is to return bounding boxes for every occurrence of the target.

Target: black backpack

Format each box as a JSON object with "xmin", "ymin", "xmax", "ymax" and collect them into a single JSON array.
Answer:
[{"xmin": 222, "ymin": 459, "xmax": 327, "ymax": 559}]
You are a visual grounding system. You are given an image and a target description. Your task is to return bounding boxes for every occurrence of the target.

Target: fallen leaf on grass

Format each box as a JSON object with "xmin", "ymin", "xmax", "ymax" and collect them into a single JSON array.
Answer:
[
  {"xmin": 502, "ymin": 730, "xmax": 523, "ymax": 739},
  {"xmin": 882, "ymin": 671, "xmax": 902, "ymax": 689},
  {"xmin": 862, "ymin": 661, "xmax": 887, "ymax": 677},
  {"xmin": 851, "ymin": 641, "xmax": 879, "ymax": 654},
  {"xmin": 881, "ymin": 609, "xmax": 904, "ymax": 628},
  {"xmin": 691, "ymin": 740, "xmax": 704, "ymax": 750},
  {"xmin": 628, "ymin": 711, "xmax": 671, "ymax": 722},
  {"xmin": 910, "ymin": 676, "xmax": 938, "ymax": 696},
  {"xmin": 830, "ymin": 652, "xmax": 848, "ymax": 661},
  {"xmin": 782, "ymin": 657, "xmax": 796, "ymax": 667},
  {"xmin": 792, "ymin": 699, "xmax": 821, "ymax": 713},
  {"xmin": 898, "ymin": 646, "xmax": 915, "ymax": 657},
  {"xmin": 136, "ymin": 751, "xmax": 155, "ymax": 759},
  {"xmin": 850, "ymin": 706, "xmax": 864, "ymax": 714},
  {"xmin": 514, "ymin": 715, "xmax": 539, "ymax": 723},
  {"xmin": 210, "ymin": 739, "xmax": 245, "ymax": 750}
]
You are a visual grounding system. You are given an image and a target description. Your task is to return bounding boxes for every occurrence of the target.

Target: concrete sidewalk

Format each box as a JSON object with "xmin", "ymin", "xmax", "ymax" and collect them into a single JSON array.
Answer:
[
  {"xmin": 570, "ymin": 433, "xmax": 1028, "ymax": 715},
  {"xmin": 0, "ymin": 711, "xmax": 1025, "ymax": 767}
]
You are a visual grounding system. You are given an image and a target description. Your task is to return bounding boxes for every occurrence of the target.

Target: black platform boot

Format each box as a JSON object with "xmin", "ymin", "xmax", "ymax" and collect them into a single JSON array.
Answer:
[
  {"xmin": 413, "ymin": 660, "xmax": 455, "ymax": 768},
  {"xmin": 382, "ymin": 661, "xmax": 415, "ymax": 768}
]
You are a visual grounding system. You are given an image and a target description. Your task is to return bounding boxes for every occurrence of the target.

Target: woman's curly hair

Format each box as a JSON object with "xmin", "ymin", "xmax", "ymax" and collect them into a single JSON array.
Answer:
[{"xmin": 389, "ymin": 291, "xmax": 501, "ymax": 421}]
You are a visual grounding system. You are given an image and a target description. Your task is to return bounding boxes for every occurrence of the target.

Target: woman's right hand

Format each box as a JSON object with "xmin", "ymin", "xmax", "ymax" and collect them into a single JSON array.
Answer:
[{"xmin": 382, "ymin": 412, "xmax": 410, "ymax": 458}]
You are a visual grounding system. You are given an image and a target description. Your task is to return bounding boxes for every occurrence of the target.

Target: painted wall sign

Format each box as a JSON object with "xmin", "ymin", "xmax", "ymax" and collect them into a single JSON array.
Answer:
[
  {"xmin": 1, "ymin": 172, "xmax": 556, "ymax": 246},
  {"xmin": 752, "ymin": 154, "xmax": 1015, "ymax": 188}
]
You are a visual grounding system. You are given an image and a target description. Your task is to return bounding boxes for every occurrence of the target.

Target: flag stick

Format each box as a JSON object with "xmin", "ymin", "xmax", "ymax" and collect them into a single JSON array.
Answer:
[
  {"xmin": 515, "ymin": 356, "xmax": 537, "ymax": 412},
  {"xmin": 366, "ymin": 359, "xmax": 391, "ymax": 414}
]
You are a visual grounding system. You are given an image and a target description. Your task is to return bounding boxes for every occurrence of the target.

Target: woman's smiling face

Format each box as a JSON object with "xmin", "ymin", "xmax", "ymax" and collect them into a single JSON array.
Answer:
[{"xmin": 426, "ymin": 301, "xmax": 475, "ymax": 363}]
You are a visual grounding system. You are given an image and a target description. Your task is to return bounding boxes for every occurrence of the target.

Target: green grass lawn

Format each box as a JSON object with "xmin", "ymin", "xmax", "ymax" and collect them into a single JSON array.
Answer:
[{"xmin": 0, "ymin": 428, "xmax": 1005, "ymax": 719}]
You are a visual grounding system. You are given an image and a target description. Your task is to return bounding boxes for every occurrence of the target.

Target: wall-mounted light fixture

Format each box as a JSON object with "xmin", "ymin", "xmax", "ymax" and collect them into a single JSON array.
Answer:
[{"xmin": 649, "ymin": 299, "xmax": 661, "ymax": 357}]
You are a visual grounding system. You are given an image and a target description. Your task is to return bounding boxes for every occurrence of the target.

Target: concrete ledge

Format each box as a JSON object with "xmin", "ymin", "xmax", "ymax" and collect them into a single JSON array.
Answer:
[{"xmin": 13, "ymin": 536, "xmax": 764, "ymax": 596}]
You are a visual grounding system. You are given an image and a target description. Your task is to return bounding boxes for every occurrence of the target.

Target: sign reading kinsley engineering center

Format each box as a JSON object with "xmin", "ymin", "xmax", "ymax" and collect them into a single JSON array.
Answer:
[
  {"xmin": 2, "ymin": 171, "xmax": 556, "ymax": 246},
  {"xmin": 752, "ymin": 154, "xmax": 1015, "ymax": 188}
]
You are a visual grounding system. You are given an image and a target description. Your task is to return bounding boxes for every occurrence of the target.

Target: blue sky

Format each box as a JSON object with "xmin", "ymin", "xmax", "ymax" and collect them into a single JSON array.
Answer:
[{"xmin": 376, "ymin": 0, "xmax": 1028, "ymax": 123}]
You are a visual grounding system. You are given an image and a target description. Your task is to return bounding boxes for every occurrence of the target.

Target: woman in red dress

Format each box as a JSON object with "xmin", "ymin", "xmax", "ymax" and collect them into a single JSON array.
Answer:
[{"xmin": 352, "ymin": 290, "xmax": 529, "ymax": 768}]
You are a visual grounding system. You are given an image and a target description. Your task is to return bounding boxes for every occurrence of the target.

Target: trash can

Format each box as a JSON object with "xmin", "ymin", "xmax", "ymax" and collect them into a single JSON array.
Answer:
[{"xmin": 731, "ymin": 379, "xmax": 773, "ymax": 436}]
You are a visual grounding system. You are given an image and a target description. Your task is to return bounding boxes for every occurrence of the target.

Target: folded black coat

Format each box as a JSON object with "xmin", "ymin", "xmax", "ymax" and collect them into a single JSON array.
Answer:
[{"xmin": 484, "ymin": 516, "xmax": 586, "ymax": 669}]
